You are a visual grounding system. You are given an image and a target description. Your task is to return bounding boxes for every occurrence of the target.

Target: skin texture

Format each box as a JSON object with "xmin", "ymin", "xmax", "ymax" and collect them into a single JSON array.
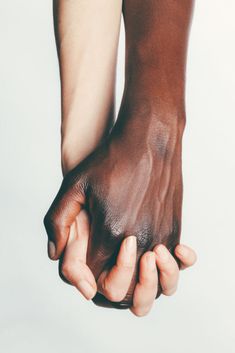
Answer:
[{"xmin": 45, "ymin": 0, "xmax": 196, "ymax": 312}]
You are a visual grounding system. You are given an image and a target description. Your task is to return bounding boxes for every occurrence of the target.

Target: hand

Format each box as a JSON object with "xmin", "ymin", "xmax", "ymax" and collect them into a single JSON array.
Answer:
[
  {"xmin": 59, "ymin": 209, "xmax": 196, "ymax": 316},
  {"xmin": 44, "ymin": 106, "xmax": 185, "ymax": 308}
]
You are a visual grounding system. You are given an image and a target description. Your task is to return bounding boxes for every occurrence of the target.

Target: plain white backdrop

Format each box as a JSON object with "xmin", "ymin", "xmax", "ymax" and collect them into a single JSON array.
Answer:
[{"xmin": 0, "ymin": 1, "xmax": 235, "ymax": 352}]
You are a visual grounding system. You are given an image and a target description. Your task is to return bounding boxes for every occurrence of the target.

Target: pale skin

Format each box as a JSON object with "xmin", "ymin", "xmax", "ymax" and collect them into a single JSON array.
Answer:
[{"xmin": 51, "ymin": 0, "xmax": 197, "ymax": 317}]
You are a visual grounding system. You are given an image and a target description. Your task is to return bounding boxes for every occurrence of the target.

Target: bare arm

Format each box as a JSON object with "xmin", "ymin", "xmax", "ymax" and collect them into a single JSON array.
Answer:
[
  {"xmin": 122, "ymin": 0, "xmax": 194, "ymax": 121},
  {"xmin": 53, "ymin": 0, "xmax": 122, "ymax": 174}
]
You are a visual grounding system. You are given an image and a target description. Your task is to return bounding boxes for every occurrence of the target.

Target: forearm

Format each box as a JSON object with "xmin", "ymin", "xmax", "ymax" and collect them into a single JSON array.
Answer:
[
  {"xmin": 119, "ymin": 0, "xmax": 195, "ymax": 131},
  {"xmin": 53, "ymin": 0, "xmax": 122, "ymax": 174}
]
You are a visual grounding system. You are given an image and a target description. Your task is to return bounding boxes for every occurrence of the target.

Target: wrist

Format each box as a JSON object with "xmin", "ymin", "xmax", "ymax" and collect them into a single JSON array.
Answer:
[
  {"xmin": 112, "ymin": 106, "xmax": 185, "ymax": 163},
  {"xmin": 113, "ymin": 55, "xmax": 186, "ymax": 143},
  {"xmin": 61, "ymin": 140, "xmax": 87, "ymax": 176},
  {"xmin": 114, "ymin": 94, "xmax": 186, "ymax": 140},
  {"xmin": 61, "ymin": 147, "xmax": 76, "ymax": 177},
  {"xmin": 124, "ymin": 70, "xmax": 186, "ymax": 112}
]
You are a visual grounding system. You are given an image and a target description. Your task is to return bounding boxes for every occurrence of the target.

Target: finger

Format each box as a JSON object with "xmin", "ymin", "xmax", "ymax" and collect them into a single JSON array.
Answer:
[
  {"xmin": 174, "ymin": 244, "xmax": 197, "ymax": 270},
  {"xmin": 153, "ymin": 244, "xmax": 179, "ymax": 296},
  {"xmin": 44, "ymin": 179, "xmax": 85, "ymax": 260},
  {"xmin": 60, "ymin": 210, "xmax": 97, "ymax": 300},
  {"xmin": 97, "ymin": 236, "xmax": 137, "ymax": 302},
  {"xmin": 130, "ymin": 252, "xmax": 158, "ymax": 317}
]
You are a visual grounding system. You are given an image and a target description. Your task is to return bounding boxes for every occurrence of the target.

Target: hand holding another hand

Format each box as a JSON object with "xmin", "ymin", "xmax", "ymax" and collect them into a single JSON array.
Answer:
[
  {"xmin": 57, "ymin": 210, "xmax": 196, "ymax": 316},
  {"xmin": 44, "ymin": 107, "xmax": 197, "ymax": 315}
]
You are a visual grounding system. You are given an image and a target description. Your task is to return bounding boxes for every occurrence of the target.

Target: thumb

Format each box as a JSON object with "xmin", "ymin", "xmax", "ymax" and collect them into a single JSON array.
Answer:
[{"xmin": 44, "ymin": 176, "xmax": 86, "ymax": 260}]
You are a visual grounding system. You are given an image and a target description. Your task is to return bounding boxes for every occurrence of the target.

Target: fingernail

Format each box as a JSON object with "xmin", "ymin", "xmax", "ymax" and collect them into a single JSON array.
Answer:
[
  {"xmin": 48, "ymin": 241, "xmax": 56, "ymax": 259},
  {"xmin": 147, "ymin": 253, "xmax": 156, "ymax": 271},
  {"xmin": 176, "ymin": 246, "xmax": 188, "ymax": 257},
  {"xmin": 155, "ymin": 245, "xmax": 169, "ymax": 262},
  {"xmin": 77, "ymin": 280, "xmax": 95, "ymax": 300},
  {"xmin": 125, "ymin": 236, "xmax": 136, "ymax": 253}
]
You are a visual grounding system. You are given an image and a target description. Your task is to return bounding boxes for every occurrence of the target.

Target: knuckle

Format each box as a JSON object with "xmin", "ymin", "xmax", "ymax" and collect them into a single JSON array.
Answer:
[
  {"xmin": 163, "ymin": 259, "xmax": 178, "ymax": 276},
  {"xmin": 43, "ymin": 212, "xmax": 52, "ymax": 229},
  {"xmin": 106, "ymin": 232, "xmax": 122, "ymax": 247},
  {"xmin": 44, "ymin": 211, "xmax": 59, "ymax": 230},
  {"xmin": 44, "ymin": 211, "xmax": 67, "ymax": 234},
  {"xmin": 136, "ymin": 227, "xmax": 153, "ymax": 250},
  {"xmin": 165, "ymin": 266, "xmax": 177, "ymax": 277},
  {"xmin": 163, "ymin": 286, "xmax": 177, "ymax": 296},
  {"xmin": 61, "ymin": 262, "xmax": 72, "ymax": 279},
  {"xmin": 102, "ymin": 214, "xmax": 124, "ymax": 240},
  {"xmin": 104, "ymin": 228, "xmax": 123, "ymax": 249},
  {"xmin": 107, "ymin": 223, "xmax": 123, "ymax": 240}
]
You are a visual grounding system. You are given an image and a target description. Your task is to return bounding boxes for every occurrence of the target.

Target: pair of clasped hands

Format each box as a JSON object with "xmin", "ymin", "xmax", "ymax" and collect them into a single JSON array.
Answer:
[
  {"xmin": 44, "ymin": 106, "xmax": 197, "ymax": 317},
  {"xmin": 44, "ymin": 0, "xmax": 197, "ymax": 317}
]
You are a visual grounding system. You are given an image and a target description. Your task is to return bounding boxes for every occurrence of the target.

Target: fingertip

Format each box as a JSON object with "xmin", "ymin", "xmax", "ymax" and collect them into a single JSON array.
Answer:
[
  {"xmin": 131, "ymin": 251, "xmax": 158, "ymax": 316},
  {"xmin": 175, "ymin": 244, "xmax": 197, "ymax": 267},
  {"xmin": 130, "ymin": 306, "xmax": 151, "ymax": 317},
  {"xmin": 117, "ymin": 235, "xmax": 137, "ymax": 266},
  {"xmin": 48, "ymin": 240, "xmax": 58, "ymax": 260},
  {"xmin": 124, "ymin": 235, "xmax": 137, "ymax": 252}
]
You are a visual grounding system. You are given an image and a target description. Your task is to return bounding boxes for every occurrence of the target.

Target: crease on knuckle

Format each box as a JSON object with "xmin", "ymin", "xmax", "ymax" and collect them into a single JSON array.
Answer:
[
  {"xmin": 164, "ymin": 265, "xmax": 177, "ymax": 277},
  {"xmin": 136, "ymin": 226, "xmax": 153, "ymax": 250},
  {"xmin": 162, "ymin": 285, "xmax": 177, "ymax": 296},
  {"xmin": 44, "ymin": 211, "xmax": 64, "ymax": 231},
  {"xmin": 160, "ymin": 256, "xmax": 178, "ymax": 275},
  {"xmin": 106, "ymin": 220, "xmax": 123, "ymax": 239},
  {"xmin": 61, "ymin": 262, "xmax": 72, "ymax": 280}
]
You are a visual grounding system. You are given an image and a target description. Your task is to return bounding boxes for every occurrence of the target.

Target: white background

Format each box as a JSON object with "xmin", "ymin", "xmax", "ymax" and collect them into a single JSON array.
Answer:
[{"xmin": 0, "ymin": 1, "xmax": 235, "ymax": 352}]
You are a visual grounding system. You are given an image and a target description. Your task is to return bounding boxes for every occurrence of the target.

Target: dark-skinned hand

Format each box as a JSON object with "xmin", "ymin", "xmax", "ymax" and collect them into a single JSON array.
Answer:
[{"xmin": 44, "ymin": 103, "xmax": 186, "ymax": 309}]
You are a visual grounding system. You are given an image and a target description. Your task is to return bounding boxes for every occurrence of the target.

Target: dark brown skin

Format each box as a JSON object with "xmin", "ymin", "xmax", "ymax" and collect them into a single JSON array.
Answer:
[{"xmin": 44, "ymin": 0, "xmax": 195, "ymax": 308}]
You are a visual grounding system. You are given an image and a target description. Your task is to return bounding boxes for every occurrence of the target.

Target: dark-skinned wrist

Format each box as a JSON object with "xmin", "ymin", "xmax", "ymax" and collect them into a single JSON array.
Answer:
[{"xmin": 113, "ymin": 90, "xmax": 186, "ymax": 145}]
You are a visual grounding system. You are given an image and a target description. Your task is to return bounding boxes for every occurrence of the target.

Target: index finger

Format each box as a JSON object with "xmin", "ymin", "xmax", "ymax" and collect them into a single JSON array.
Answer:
[
  {"xmin": 97, "ymin": 236, "xmax": 137, "ymax": 303},
  {"xmin": 59, "ymin": 210, "xmax": 97, "ymax": 300}
]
